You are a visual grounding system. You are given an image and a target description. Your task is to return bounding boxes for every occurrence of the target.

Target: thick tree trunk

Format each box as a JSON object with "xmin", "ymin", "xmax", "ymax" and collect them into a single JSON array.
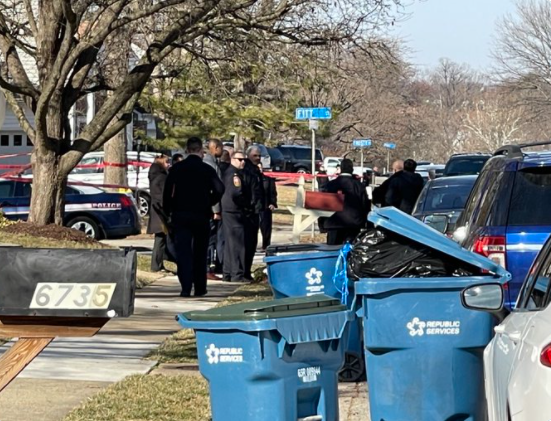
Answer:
[
  {"xmin": 103, "ymin": 26, "xmax": 131, "ymax": 189},
  {"xmin": 28, "ymin": 149, "xmax": 65, "ymax": 226},
  {"xmin": 103, "ymin": 130, "xmax": 128, "ymax": 187}
]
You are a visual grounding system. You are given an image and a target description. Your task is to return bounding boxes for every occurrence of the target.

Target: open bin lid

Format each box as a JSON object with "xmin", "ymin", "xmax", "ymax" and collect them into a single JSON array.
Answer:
[
  {"xmin": 180, "ymin": 295, "xmax": 346, "ymax": 322},
  {"xmin": 265, "ymin": 244, "xmax": 342, "ymax": 257},
  {"xmin": 368, "ymin": 207, "xmax": 511, "ymax": 279}
]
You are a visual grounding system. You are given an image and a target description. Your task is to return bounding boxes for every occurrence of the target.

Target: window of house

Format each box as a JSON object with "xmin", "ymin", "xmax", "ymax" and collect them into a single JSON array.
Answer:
[
  {"xmin": 0, "ymin": 135, "xmax": 9, "ymax": 146},
  {"xmin": 13, "ymin": 135, "xmax": 22, "ymax": 146},
  {"xmin": 26, "ymin": 136, "xmax": 33, "ymax": 146}
]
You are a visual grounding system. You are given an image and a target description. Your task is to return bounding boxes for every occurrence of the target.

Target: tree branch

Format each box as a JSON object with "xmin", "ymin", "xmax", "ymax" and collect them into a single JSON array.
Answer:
[{"xmin": 22, "ymin": 0, "xmax": 39, "ymax": 40}]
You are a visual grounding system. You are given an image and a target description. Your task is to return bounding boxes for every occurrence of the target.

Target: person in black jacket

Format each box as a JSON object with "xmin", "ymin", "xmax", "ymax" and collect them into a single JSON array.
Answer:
[
  {"xmin": 219, "ymin": 149, "xmax": 231, "ymax": 175},
  {"xmin": 163, "ymin": 137, "xmax": 225, "ymax": 297},
  {"xmin": 372, "ymin": 160, "xmax": 403, "ymax": 207},
  {"xmin": 385, "ymin": 158, "xmax": 424, "ymax": 214},
  {"xmin": 242, "ymin": 146, "xmax": 265, "ymax": 279},
  {"xmin": 323, "ymin": 159, "xmax": 371, "ymax": 245},
  {"xmin": 221, "ymin": 151, "xmax": 253, "ymax": 282},
  {"xmin": 258, "ymin": 164, "xmax": 277, "ymax": 250},
  {"xmin": 147, "ymin": 155, "xmax": 169, "ymax": 272}
]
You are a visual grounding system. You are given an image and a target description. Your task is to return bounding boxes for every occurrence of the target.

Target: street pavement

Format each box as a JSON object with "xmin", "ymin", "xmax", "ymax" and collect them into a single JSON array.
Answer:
[{"xmin": 0, "ymin": 223, "xmax": 371, "ymax": 420}]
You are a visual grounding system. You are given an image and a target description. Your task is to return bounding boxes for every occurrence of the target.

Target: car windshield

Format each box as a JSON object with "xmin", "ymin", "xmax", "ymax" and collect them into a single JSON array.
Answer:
[
  {"xmin": 291, "ymin": 148, "xmax": 322, "ymax": 160},
  {"xmin": 444, "ymin": 157, "xmax": 489, "ymax": 176},
  {"xmin": 268, "ymin": 148, "xmax": 284, "ymax": 160},
  {"xmin": 71, "ymin": 156, "xmax": 103, "ymax": 174},
  {"xmin": 423, "ymin": 182, "xmax": 474, "ymax": 211},
  {"xmin": 508, "ymin": 168, "xmax": 551, "ymax": 226}
]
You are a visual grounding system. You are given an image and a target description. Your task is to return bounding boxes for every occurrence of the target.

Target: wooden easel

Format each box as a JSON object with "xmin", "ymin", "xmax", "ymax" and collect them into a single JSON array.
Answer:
[{"xmin": 0, "ymin": 316, "xmax": 109, "ymax": 392}]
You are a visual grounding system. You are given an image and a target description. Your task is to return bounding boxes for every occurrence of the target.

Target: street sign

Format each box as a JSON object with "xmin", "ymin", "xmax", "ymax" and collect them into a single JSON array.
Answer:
[
  {"xmin": 383, "ymin": 142, "xmax": 396, "ymax": 150},
  {"xmin": 295, "ymin": 107, "xmax": 332, "ymax": 120},
  {"xmin": 353, "ymin": 139, "xmax": 372, "ymax": 148},
  {"xmin": 309, "ymin": 119, "xmax": 319, "ymax": 130}
]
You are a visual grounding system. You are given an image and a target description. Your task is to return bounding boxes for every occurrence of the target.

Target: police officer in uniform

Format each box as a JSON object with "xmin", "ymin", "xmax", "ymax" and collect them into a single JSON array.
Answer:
[
  {"xmin": 221, "ymin": 151, "xmax": 255, "ymax": 282},
  {"xmin": 163, "ymin": 137, "xmax": 225, "ymax": 297}
]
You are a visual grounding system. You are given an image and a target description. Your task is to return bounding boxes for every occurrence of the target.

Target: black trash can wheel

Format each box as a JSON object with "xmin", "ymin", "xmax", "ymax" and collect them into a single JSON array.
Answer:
[{"xmin": 338, "ymin": 351, "xmax": 365, "ymax": 382}]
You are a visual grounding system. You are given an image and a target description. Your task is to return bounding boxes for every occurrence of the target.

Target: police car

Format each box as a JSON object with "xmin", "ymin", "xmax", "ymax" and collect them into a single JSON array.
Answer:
[{"xmin": 0, "ymin": 178, "xmax": 141, "ymax": 240}]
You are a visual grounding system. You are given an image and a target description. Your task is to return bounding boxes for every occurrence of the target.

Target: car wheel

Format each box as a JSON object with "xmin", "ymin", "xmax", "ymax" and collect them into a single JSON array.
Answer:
[
  {"xmin": 67, "ymin": 216, "xmax": 101, "ymax": 240},
  {"xmin": 137, "ymin": 192, "xmax": 150, "ymax": 217}
]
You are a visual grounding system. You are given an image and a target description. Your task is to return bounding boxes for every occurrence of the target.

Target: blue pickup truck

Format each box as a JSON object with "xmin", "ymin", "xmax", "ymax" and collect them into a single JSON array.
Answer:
[{"xmin": 0, "ymin": 178, "xmax": 141, "ymax": 240}]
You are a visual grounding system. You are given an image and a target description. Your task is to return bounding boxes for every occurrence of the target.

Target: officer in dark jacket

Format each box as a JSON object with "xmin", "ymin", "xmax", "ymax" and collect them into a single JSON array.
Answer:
[
  {"xmin": 221, "ymin": 151, "xmax": 253, "ymax": 281},
  {"xmin": 147, "ymin": 155, "xmax": 169, "ymax": 272},
  {"xmin": 258, "ymin": 164, "xmax": 277, "ymax": 250},
  {"xmin": 163, "ymin": 137, "xmax": 225, "ymax": 297},
  {"xmin": 242, "ymin": 146, "xmax": 265, "ymax": 279},
  {"xmin": 323, "ymin": 159, "xmax": 370, "ymax": 245},
  {"xmin": 385, "ymin": 158, "xmax": 424, "ymax": 214}
]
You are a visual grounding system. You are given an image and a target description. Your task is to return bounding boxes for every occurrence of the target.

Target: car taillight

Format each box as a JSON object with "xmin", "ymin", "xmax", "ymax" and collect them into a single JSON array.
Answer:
[
  {"xmin": 473, "ymin": 236, "xmax": 506, "ymax": 269},
  {"xmin": 541, "ymin": 344, "xmax": 551, "ymax": 367},
  {"xmin": 120, "ymin": 195, "xmax": 133, "ymax": 208}
]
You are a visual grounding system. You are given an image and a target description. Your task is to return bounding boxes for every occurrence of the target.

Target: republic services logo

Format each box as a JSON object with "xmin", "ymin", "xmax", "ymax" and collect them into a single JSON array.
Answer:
[
  {"xmin": 206, "ymin": 344, "xmax": 220, "ymax": 364},
  {"xmin": 306, "ymin": 268, "xmax": 323, "ymax": 285},
  {"xmin": 407, "ymin": 317, "xmax": 426, "ymax": 337}
]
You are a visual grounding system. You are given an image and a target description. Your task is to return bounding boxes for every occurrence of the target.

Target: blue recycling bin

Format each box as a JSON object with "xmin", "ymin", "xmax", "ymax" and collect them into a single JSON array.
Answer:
[
  {"xmin": 356, "ymin": 207, "xmax": 511, "ymax": 421},
  {"xmin": 178, "ymin": 295, "xmax": 354, "ymax": 421},
  {"xmin": 264, "ymin": 244, "xmax": 364, "ymax": 382}
]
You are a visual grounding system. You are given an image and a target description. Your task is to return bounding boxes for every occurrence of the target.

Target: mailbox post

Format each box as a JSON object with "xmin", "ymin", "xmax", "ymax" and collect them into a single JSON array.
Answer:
[{"xmin": 0, "ymin": 247, "xmax": 136, "ymax": 392}]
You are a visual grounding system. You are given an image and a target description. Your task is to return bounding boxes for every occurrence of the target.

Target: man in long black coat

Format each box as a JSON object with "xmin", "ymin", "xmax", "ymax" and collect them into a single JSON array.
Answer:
[
  {"xmin": 147, "ymin": 155, "xmax": 169, "ymax": 272},
  {"xmin": 164, "ymin": 138, "xmax": 225, "ymax": 297},
  {"xmin": 258, "ymin": 164, "xmax": 277, "ymax": 250},
  {"xmin": 385, "ymin": 159, "xmax": 424, "ymax": 214},
  {"xmin": 323, "ymin": 159, "xmax": 370, "ymax": 245}
]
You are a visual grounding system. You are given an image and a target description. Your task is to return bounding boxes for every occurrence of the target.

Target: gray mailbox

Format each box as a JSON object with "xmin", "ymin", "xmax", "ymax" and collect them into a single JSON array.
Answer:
[
  {"xmin": 0, "ymin": 247, "xmax": 137, "ymax": 393},
  {"xmin": 0, "ymin": 247, "xmax": 136, "ymax": 318}
]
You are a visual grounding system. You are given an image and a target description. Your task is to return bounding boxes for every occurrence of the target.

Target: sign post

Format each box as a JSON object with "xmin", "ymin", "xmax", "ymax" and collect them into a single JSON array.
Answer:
[
  {"xmin": 352, "ymin": 139, "xmax": 372, "ymax": 175},
  {"xmin": 296, "ymin": 107, "xmax": 332, "ymax": 237},
  {"xmin": 383, "ymin": 142, "xmax": 396, "ymax": 173}
]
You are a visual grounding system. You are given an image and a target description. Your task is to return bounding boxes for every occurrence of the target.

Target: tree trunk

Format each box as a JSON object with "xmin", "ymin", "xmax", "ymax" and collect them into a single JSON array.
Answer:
[
  {"xmin": 234, "ymin": 133, "xmax": 246, "ymax": 151},
  {"xmin": 28, "ymin": 149, "xmax": 65, "ymax": 226},
  {"xmin": 102, "ymin": 27, "xmax": 131, "ymax": 189},
  {"xmin": 103, "ymin": 130, "xmax": 128, "ymax": 187}
]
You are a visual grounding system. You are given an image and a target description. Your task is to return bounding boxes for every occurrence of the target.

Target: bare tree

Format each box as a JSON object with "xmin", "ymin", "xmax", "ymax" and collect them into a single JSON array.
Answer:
[
  {"xmin": 0, "ymin": 0, "xmax": 404, "ymax": 225},
  {"xmin": 494, "ymin": 0, "xmax": 551, "ymax": 111},
  {"xmin": 462, "ymin": 90, "xmax": 526, "ymax": 151}
]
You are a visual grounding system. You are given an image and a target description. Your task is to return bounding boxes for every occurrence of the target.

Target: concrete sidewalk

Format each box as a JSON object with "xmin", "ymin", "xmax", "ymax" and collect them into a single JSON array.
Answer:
[{"xmin": 0, "ymin": 276, "xmax": 240, "ymax": 421}]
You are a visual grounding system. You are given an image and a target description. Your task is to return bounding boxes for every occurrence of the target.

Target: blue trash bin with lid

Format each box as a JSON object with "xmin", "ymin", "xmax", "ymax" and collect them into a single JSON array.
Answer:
[
  {"xmin": 264, "ymin": 243, "xmax": 364, "ymax": 382},
  {"xmin": 177, "ymin": 294, "xmax": 354, "ymax": 421},
  {"xmin": 355, "ymin": 207, "xmax": 511, "ymax": 421}
]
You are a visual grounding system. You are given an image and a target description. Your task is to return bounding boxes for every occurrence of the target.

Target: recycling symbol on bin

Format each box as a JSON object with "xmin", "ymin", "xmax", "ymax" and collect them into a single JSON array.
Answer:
[
  {"xmin": 407, "ymin": 317, "xmax": 426, "ymax": 337},
  {"xmin": 306, "ymin": 268, "xmax": 323, "ymax": 285},
  {"xmin": 206, "ymin": 344, "xmax": 220, "ymax": 364}
]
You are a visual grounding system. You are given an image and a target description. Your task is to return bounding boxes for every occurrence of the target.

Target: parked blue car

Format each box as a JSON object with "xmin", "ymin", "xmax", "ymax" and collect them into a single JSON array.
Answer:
[
  {"xmin": 0, "ymin": 178, "xmax": 141, "ymax": 240},
  {"xmin": 454, "ymin": 144, "xmax": 551, "ymax": 307}
]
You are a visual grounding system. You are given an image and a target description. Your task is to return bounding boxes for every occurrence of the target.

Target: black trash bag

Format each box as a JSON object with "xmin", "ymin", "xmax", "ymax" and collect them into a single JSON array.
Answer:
[{"xmin": 347, "ymin": 228, "xmax": 479, "ymax": 279}]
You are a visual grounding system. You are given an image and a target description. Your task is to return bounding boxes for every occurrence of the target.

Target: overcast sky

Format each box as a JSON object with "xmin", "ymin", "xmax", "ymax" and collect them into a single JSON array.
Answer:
[{"xmin": 394, "ymin": 0, "xmax": 518, "ymax": 70}]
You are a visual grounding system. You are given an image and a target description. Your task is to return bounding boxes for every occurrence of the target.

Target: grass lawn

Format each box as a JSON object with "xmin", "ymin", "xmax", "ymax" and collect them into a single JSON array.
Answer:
[
  {"xmin": 64, "ymin": 374, "xmax": 210, "ymax": 421},
  {"xmin": 0, "ymin": 231, "xmax": 107, "ymax": 249},
  {"xmin": 147, "ymin": 281, "xmax": 273, "ymax": 364},
  {"xmin": 64, "ymin": 282, "xmax": 273, "ymax": 421}
]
